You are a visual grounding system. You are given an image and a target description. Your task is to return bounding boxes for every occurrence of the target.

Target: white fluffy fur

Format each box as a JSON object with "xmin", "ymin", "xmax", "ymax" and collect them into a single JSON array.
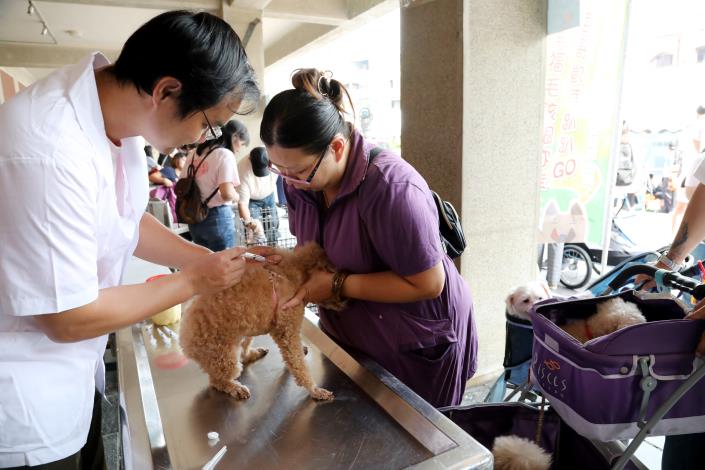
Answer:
[
  {"xmin": 506, "ymin": 281, "xmax": 552, "ymax": 321},
  {"xmin": 492, "ymin": 435, "xmax": 552, "ymax": 470},
  {"xmin": 561, "ymin": 297, "xmax": 646, "ymax": 343}
]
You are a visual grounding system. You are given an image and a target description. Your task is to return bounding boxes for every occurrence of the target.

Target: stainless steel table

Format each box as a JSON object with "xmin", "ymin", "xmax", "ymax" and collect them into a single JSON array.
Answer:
[{"xmin": 116, "ymin": 310, "xmax": 492, "ymax": 470}]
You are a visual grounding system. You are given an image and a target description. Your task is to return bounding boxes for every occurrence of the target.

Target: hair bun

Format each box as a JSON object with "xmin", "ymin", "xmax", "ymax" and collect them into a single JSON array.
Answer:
[{"xmin": 289, "ymin": 68, "xmax": 352, "ymax": 116}]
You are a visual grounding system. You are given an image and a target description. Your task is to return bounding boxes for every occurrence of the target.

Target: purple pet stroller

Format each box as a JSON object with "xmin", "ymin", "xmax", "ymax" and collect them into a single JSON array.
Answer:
[{"xmin": 531, "ymin": 264, "xmax": 705, "ymax": 469}]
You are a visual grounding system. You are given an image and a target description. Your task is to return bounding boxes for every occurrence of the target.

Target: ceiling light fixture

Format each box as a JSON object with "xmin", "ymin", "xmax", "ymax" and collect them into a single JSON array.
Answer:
[
  {"xmin": 27, "ymin": 1, "xmax": 34, "ymax": 15},
  {"xmin": 41, "ymin": 24, "xmax": 48, "ymax": 35}
]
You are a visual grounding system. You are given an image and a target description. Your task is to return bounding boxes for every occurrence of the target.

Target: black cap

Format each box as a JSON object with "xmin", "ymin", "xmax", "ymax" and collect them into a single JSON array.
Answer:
[{"xmin": 250, "ymin": 147, "xmax": 269, "ymax": 177}]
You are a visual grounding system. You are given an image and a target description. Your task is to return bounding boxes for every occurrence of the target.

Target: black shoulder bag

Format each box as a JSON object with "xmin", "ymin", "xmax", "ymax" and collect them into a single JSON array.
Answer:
[{"xmin": 368, "ymin": 147, "xmax": 467, "ymax": 259}]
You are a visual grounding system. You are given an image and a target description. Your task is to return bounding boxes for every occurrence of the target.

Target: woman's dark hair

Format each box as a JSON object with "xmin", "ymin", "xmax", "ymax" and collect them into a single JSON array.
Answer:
[
  {"xmin": 195, "ymin": 119, "xmax": 250, "ymax": 156},
  {"xmin": 144, "ymin": 145, "xmax": 153, "ymax": 157},
  {"xmin": 195, "ymin": 133, "xmax": 227, "ymax": 156},
  {"xmin": 113, "ymin": 10, "xmax": 260, "ymax": 118},
  {"xmin": 260, "ymin": 68, "xmax": 354, "ymax": 155},
  {"xmin": 222, "ymin": 119, "xmax": 250, "ymax": 151},
  {"xmin": 169, "ymin": 152, "xmax": 186, "ymax": 168}
]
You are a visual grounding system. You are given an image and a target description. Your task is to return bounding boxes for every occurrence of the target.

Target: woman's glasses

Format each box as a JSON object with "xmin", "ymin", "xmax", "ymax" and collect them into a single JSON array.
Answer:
[
  {"xmin": 202, "ymin": 112, "xmax": 223, "ymax": 141},
  {"xmin": 269, "ymin": 147, "xmax": 328, "ymax": 186}
]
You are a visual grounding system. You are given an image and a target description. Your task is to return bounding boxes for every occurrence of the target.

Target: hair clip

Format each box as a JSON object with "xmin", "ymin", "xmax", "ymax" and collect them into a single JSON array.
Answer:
[{"xmin": 317, "ymin": 70, "xmax": 333, "ymax": 97}]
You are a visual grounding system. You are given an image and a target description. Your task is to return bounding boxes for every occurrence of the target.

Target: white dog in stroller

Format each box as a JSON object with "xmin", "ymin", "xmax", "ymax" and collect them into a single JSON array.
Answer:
[
  {"xmin": 559, "ymin": 297, "xmax": 646, "ymax": 343},
  {"xmin": 506, "ymin": 281, "xmax": 552, "ymax": 321}
]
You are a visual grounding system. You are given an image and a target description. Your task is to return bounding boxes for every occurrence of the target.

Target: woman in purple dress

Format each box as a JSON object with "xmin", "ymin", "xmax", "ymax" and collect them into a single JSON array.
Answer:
[{"xmin": 260, "ymin": 69, "xmax": 478, "ymax": 407}]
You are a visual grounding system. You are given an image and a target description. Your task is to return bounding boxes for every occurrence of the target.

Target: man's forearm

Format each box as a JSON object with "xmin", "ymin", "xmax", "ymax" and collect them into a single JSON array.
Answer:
[
  {"xmin": 134, "ymin": 213, "xmax": 210, "ymax": 269},
  {"xmin": 669, "ymin": 183, "xmax": 705, "ymax": 262},
  {"xmin": 33, "ymin": 272, "xmax": 194, "ymax": 342}
]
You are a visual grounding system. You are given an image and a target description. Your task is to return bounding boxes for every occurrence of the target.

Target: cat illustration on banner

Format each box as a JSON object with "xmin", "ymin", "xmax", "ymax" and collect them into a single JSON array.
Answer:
[{"xmin": 538, "ymin": 200, "xmax": 587, "ymax": 244}]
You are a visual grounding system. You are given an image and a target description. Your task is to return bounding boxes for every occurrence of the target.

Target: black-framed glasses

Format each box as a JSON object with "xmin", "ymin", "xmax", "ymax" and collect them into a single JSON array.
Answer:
[
  {"xmin": 269, "ymin": 146, "xmax": 328, "ymax": 186},
  {"xmin": 202, "ymin": 112, "xmax": 222, "ymax": 141}
]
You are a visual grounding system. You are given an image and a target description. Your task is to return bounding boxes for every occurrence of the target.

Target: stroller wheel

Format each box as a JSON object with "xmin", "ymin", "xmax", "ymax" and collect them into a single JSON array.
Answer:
[{"xmin": 560, "ymin": 244, "xmax": 592, "ymax": 289}]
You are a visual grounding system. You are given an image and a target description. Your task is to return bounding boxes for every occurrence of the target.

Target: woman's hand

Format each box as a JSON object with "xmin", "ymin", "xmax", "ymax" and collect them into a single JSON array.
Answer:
[
  {"xmin": 634, "ymin": 260, "xmax": 670, "ymax": 291},
  {"xmin": 282, "ymin": 268, "xmax": 334, "ymax": 309},
  {"xmin": 246, "ymin": 245, "xmax": 282, "ymax": 265},
  {"xmin": 686, "ymin": 299, "xmax": 705, "ymax": 356}
]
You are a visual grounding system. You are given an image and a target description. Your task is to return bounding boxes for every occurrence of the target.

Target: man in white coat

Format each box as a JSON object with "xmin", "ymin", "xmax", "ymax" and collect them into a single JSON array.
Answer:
[{"xmin": 0, "ymin": 11, "xmax": 274, "ymax": 469}]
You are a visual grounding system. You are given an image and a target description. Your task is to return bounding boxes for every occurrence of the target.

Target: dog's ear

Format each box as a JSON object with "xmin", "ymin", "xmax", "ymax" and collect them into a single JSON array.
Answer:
[{"xmin": 505, "ymin": 292, "xmax": 516, "ymax": 312}]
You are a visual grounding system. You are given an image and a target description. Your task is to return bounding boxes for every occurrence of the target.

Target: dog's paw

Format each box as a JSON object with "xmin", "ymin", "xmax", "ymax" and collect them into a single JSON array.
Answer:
[
  {"xmin": 231, "ymin": 384, "xmax": 251, "ymax": 400},
  {"xmin": 310, "ymin": 387, "xmax": 334, "ymax": 401},
  {"xmin": 242, "ymin": 347, "xmax": 268, "ymax": 364}
]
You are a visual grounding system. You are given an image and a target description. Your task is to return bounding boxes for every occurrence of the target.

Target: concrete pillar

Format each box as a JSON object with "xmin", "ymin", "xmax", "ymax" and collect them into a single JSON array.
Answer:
[
  {"xmin": 401, "ymin": 0, "xmax": 546, "ymax": 380},
  {"xmin": 221, "ymin": 6, "xmax": 266, "ymax": 153}
]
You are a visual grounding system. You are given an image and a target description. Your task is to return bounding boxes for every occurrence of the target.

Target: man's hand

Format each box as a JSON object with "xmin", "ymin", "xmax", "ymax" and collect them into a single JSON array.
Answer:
[{"xmin": 180, "ymin": 247, "xmax": 248, "ymax": 296}]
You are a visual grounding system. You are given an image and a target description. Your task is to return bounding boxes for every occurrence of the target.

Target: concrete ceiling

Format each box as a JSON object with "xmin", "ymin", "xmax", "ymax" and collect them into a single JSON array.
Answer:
[{"xmin": 0, "ymin": 0, "xmax": 395, "ymax": 82}]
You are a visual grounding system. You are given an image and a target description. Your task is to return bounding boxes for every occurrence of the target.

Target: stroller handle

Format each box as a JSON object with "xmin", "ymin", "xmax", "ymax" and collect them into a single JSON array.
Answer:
[{"xmin": 606, "ymin": 264, "xmax": 705, "ymax": 300}]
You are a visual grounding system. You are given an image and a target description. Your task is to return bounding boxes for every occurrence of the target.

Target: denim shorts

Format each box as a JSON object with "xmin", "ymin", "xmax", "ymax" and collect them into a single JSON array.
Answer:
[
  {"xmin": 249, "ymin": 193, "xmax": 279, "ymax": 245},
  {"xmin": 188, "ymin": 205, "xmax": 235, "ymax": 252}
]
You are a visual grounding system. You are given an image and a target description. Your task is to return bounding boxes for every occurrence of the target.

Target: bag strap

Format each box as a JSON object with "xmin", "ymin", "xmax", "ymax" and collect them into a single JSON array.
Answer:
[
  {"xmin": 187, "ymin": 146, "xmax": 218, "ymax": 178},
  {"xmin": 203, "ymin": 186, "xmax": 220, "ymax": 205},
  {"xmin": 368, "ymin": 147, "xmax": 384, "ymax": 165},
  {"xmin": 187, "ymin": 146, "xmax": 222, "ymax": 204}
]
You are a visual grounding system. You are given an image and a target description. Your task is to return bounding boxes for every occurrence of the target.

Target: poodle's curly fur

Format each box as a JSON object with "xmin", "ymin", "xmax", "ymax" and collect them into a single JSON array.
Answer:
[
  {"xmin": 180, "ymin": 242, "xmax": 344, "ymax": 401},
  {"xmin": 560, "ymin": 297, "xmax": 646, "ymax": 343}
]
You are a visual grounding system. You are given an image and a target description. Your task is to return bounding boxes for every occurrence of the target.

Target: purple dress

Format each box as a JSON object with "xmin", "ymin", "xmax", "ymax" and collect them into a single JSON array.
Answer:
[{"xmin": 285, "ymin": 130, "xmax": 478, "ymax": 407}]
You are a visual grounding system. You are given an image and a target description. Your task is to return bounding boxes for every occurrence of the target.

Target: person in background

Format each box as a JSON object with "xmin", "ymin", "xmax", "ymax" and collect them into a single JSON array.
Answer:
[
  {"xmin": 638, "ymin": 154, "xmax": 705, "ymax": 470},
  {"xmin": 238, "ymin": 146, "xmax": 279, "ymax": 245},
  {"xmin": 672, "ymin": 105, "xmax": 705, "ymax": 232},
  {"xmin": 260, "ymin": 68, "xmax": 478, "ymax": 407},
  {"xmin": 160, "ymin": 151, "xmax": 186, "ymax": 183},
  {"xmin": 186, "ymin": 121, "xmax": 241, "ymax": 252},
  {"xmin": 223, "ymin": 118, "xmax": 250, "ymax": 157},
  {"xmin": 146, "ymin": 145, "xmax": 173, "ymax": 187}
]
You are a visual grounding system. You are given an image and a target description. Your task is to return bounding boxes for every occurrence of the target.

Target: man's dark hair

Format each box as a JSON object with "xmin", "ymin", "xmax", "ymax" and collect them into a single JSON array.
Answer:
[{"xmin": 113, "ymin": 10, "xmax": 260, "ymax": 118}]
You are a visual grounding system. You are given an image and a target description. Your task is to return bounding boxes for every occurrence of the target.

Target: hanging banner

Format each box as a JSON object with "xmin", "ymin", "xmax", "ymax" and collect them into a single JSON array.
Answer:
[{"xmin": 538, "ymin": 0, "xmax": 630, "ymax": 245}]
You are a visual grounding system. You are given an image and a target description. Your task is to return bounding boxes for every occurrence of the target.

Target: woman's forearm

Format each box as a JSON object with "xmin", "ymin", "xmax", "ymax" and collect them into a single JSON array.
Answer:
[
  {"xmin": 669, "ymin": 183, "xmax": 705, "ymax": 262},
  {"xmin": 341, "ymin": 263, "xmax": 445, "ymax": 303},
  {"xmin": 239, "ymin": 201, "xmax": 251, "ymax": 221}
]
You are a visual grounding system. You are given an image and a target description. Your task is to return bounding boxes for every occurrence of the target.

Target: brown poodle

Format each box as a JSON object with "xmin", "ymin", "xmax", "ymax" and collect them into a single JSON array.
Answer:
[{"xmin": 180, "ymin": 242, "xmax": 344, "ymax": 401}]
